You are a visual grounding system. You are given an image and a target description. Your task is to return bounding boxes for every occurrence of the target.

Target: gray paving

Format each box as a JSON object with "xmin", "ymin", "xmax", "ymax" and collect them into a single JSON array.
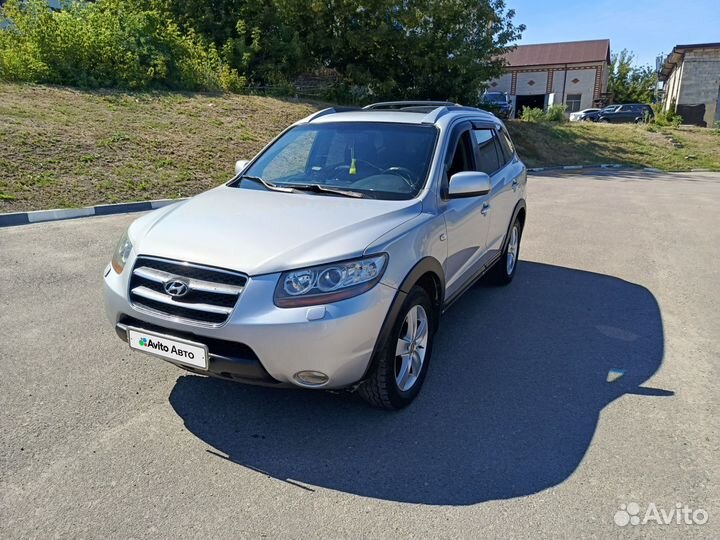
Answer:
[{"xmin": 1, "ymin": 171, "xmax": 718, "ymax": 539}]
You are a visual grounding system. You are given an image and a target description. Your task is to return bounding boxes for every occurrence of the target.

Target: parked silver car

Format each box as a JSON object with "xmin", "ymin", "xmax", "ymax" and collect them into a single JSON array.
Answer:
[
  {"xmin": 104, "ymin": 100, "xmax": 528, "ymax": 409},
  {"xmin": 569, "ymin": 108, "xmax": 600, "ymax": 122}
]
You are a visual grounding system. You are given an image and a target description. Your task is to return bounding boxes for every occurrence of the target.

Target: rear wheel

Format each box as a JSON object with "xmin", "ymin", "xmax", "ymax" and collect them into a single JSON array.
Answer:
[
  {"xmin": 488, "ymin": 218, "xmax": 522, "ymax": 285},
  {"xmin": 359, "ymin": 286, "xmax": 435, "ymax": 410}
]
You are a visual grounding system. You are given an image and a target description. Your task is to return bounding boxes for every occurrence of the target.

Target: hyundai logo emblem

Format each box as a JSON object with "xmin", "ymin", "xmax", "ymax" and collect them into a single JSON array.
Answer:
[{"xmin": 164, "ymin": 278, "xmax": 189, "ymax": 297}]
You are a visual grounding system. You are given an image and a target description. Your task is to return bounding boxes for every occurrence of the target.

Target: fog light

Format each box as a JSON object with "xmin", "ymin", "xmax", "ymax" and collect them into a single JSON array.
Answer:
[{"xmin": 294, "ymin": 371, "xmax": 329, "ymax": 386}]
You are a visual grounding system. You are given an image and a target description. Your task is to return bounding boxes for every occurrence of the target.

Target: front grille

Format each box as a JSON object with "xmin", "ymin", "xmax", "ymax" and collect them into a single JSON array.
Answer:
[{"xmin": 129, "ymin": 256, "xmax": 247, "ymax": 326}]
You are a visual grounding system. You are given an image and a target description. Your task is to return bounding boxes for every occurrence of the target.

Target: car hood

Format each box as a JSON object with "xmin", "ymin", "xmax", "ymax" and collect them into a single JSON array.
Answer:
[{"xmin": 129, "ymin": 185, "xmax": 422, "ymax": 275}]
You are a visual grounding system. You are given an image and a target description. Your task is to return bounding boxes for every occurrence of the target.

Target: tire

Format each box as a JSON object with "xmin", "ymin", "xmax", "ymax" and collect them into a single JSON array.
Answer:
[
  {"xmin": 487, "ymin": 217, "xmax": 522, "ymax": 286},
  {"xmin": 599, "ymin": 118, "xmax": 610, "ymax": 123},
  {"xmin": 359, "ymin": 286, "xmax": 435, "ymax": 410}
]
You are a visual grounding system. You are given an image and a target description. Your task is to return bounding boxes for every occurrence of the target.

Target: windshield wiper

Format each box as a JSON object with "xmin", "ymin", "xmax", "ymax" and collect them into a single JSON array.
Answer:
[
  {"xmin": 284, "ymin": 183, "xmax": 367, "ymax": 199},
  {"xmin": 237, "ymin": 174, "xmax": 295, "ymax": 193}
]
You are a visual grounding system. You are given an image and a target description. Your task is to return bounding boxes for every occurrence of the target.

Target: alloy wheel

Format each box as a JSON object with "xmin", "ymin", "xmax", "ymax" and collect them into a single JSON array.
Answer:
[
  {"xmin": 394, "ymin": 305, "xmax": 429, "ymax": 391},
  {"xmin": 506, "ymin": 225, "xmax": 519, "ymax": 275}
]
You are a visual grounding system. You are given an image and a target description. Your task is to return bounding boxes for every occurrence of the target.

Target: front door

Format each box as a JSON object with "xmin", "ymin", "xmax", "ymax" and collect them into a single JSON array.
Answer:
[{"xmin": 441, "ymin": 125, "xmax": 492, "ymax": 300}]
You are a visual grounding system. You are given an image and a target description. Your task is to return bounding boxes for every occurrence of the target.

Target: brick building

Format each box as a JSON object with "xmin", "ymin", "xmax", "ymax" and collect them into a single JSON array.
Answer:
[
  {"xmin": 659, "ymin": 43, "xmax": 720, "ymax": 127},
  {"xmin": 488, "ymin": 39, "xmax": 611, "ymax": 118}
]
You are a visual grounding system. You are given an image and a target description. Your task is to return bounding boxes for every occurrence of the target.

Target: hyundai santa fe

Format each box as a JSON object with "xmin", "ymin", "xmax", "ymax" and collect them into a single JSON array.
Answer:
[{"xmin": 104, "ymin": 100, "xmax": 528, "ymax": 409}]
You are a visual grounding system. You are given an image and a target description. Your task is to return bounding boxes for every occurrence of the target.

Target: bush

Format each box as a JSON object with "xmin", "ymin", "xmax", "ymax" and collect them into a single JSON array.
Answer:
[
  {"xmin": 544, "ymin": 104, "xmax": 567, "ymax": 122},
  {"xmin": 520, "ymin": 104, "xmax": 566, "ymax": 123},
  {"xmin": 0, "ymin": 0, "xmax": 244, "ymax": 92},
  {"xmin": 520, "ymin": 107, "xmax": 546, "ymax": 122},
  {"xmin": 651, "ymin": 103, "xmax": 682, "ymax": 127}
]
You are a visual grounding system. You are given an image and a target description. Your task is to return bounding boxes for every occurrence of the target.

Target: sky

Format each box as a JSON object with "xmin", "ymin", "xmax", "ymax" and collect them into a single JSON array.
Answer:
[{"xmin": 508, "ymin": 0, "xmax": 720, "ymax": 68}]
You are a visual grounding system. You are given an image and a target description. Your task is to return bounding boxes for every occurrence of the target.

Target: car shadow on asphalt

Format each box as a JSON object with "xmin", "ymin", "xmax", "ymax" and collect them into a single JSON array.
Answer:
[{"xmin": 168, "ymin": 261, "xmax": 673, "ymax": 505}]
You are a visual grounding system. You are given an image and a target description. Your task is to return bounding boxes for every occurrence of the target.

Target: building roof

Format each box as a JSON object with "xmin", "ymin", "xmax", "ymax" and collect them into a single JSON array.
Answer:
[
  {"xmin": 659, "ymin": 42, "xmax": 720, "ymax": 81},
  {"xmin": 502, "ymin": 39, "xmax": 611, "ymax": 67}
]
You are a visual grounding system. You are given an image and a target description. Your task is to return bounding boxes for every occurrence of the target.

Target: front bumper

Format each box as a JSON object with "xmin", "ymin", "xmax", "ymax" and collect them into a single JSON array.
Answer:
[{"xmin": 103, "ymin": 258, "xmax": 397, "ymax": 389}]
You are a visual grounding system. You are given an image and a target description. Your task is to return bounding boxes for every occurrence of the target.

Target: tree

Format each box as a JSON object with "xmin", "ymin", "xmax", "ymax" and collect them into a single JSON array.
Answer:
[
  {"xmin": 275, "ymin": 0, "xmax": 524, "ymax": 103},
  {"xmin": 147, "ymin": 0, "xmax": 525, "ymax": 102},
  {"xmin": 608, "ymin": 49, "xmax": 657, "ymax": 103},
  {"xmin": 2, "ymin": 0, "xmax": 525, "ymax": 100}
]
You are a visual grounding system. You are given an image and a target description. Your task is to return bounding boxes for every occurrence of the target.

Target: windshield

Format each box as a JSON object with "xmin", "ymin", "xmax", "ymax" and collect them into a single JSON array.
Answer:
[
  {"xmin": 481, "ymin": 93, "xmax": 508, "ymax": 104},
  {"xmin": 239, "ymin": 122, "xmax": 438, "ymax": 200}
]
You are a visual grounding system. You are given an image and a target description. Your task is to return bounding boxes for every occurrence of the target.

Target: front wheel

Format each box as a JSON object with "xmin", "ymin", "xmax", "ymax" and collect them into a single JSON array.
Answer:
[
  {"xmin": 359, "ymin": 286, "xmax": 435, "ymax": 410},
  {"xmin": 487, "ymin": 218, "xmax": 522, "ymax": 285}
]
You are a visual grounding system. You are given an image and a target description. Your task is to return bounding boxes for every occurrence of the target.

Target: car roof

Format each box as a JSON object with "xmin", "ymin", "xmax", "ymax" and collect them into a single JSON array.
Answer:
[{"xmin": 299, "ymin": 102, "xmax": 499, "ymax": 128}]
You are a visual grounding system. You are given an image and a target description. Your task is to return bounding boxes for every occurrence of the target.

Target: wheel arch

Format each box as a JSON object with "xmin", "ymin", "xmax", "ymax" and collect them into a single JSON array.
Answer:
[
  {"xmin": 504, "ymin": 199, "xmax": 527, "ymax": 251},
  {"xmin": 360, "ymin": 257, "xmax": 445, "ymax": 381}
]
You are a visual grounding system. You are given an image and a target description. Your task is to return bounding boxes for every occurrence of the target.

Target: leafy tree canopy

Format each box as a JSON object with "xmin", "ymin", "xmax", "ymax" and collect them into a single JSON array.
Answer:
[
  {"xmin": 608, "ymin": 49, "xmax": 657, "ymax": 104},
  {"xmin": 2, "ymin": 0, "xmax": 525, "ymax": 102}
]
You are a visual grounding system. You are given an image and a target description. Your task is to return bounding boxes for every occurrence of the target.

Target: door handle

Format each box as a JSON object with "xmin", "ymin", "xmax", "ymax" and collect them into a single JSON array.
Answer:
[{"xmin": 481, "ymin": 202, "xmax": 490, "ymax": 215}]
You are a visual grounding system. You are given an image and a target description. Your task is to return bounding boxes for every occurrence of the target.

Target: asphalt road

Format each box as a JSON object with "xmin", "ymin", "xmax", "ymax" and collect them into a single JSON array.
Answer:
[{"xmin": 1, "ymin": 171, "xmax": 718, "ymax": 539}]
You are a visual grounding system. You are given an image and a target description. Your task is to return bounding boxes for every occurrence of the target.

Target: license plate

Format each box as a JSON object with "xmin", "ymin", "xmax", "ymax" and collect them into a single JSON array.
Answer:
[{"xmin": 127, "ymin": 327, "xmax": 208, "ymax": 370}]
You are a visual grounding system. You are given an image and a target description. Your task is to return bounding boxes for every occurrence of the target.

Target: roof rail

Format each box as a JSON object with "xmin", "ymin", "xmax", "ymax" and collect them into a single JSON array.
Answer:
[
  {"xmin": 363, "ymin": 100, "xmax": 459, "ymax": 110},
  {"xmin": 421, "ymin": 105, "xmax": 487, "ymax": 124},
  {"xmin": 305, "ymin": 106, "xmax": 361, "ymax": 122}
]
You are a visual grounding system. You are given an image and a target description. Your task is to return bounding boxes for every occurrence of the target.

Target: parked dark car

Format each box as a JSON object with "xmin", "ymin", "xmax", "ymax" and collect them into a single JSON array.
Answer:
[
  {"xmin": 585, "ymin": 105, "xmax": 620, "ymax": 122},
  {"xmin": 479, "ymin": 92, "xmax": 512, "ymax": 119},
  {"xmin": 596, "ymin": 103, "xmax": 654, "ymax": 124}
]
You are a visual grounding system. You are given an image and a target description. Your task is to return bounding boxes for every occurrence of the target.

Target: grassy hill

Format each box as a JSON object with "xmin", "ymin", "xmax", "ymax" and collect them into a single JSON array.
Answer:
[
  {"xmin": 0, "ymin": 83, "xmax": 318, "ymax": 212},
  {"xmin": 1, "ymin": 83, "xmax": 718, "ymax": 212},
  {"xmin": 506, "ymin": 121, "xmax": 720, "ymax": 171}
]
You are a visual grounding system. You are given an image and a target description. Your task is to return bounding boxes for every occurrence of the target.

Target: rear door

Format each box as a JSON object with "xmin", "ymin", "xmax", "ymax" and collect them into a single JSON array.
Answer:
[
  {"xmin": 485, "ymin": 124, "xmax": 523, "ymax": 253},
  {"xmin": 615, "ymin": 105, "xmax": 634, "ymax": 123}
]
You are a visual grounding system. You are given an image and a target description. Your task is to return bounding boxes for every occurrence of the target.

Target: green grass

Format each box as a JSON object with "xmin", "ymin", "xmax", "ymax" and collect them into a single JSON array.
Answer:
[
  {"xmin": 1, "ymin": 82, "xmax": 719, "ymax": 212},
  {"xmin": 0, "ymin": 83, "xmax": 320, "ymax": 212},
  {"xmin": 506, "ymin": 121, "xmax": 720, "ymax": 171}
]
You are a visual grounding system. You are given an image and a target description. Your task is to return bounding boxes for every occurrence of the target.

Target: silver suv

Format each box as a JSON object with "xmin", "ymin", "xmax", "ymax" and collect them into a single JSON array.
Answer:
[{"xmin": 104, "ymin": 101, "xmax": 527, "ymax": 409}]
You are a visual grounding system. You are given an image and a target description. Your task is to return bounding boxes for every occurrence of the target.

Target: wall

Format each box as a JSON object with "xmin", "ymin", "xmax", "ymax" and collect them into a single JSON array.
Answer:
[
  {"xmin": 487, "ymin": 62, "xmax": 607, "ymax": 112},
  {"xmin": 677, "ymin": 48, "xmax": 720, "ymax": 127},
  {"xmin": 488, "ymin": 73, "xmax": 512, "ymax": 94},
  {"xmin": 663, "ymin": 62, "xmax": 684, "ymax": 112},
  {"xmin": 515, "ymin": 71, "xmax": 549, "ymax": 96},
  {"xmin": 549, "ymin": 68, "xmax": 598, "ymax": 110}
]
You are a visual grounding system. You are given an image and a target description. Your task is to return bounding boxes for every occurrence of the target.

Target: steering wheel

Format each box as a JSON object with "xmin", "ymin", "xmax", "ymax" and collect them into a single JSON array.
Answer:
[{"xmin": 380, "ymin": 167, "xmax": 416, "ymax": 190}]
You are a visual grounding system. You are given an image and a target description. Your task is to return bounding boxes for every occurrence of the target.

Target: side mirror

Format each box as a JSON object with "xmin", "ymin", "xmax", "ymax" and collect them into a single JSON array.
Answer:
[
  {"xmin": 235, "ymin": 159, "xmax": 249, "ymax": 175},
  {"xmin": 448, "ymin": 171, "xmax": 491, "ymax": 198}
]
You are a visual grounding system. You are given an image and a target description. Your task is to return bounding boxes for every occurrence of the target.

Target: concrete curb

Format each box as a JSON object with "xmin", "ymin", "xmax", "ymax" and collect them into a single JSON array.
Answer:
[{"xmin": 0, "ymin": 198, "xmax": 182, "ymax": 228}]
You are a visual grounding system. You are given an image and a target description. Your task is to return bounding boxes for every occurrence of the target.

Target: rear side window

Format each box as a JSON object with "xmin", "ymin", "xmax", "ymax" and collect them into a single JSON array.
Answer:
[
  {"xmin": 496, "ymin": 128, "xmax": 516, "ymax": 165},
  {"xmin": 472, "ymin": 129, "xmax": 500, "ymax": 174}
]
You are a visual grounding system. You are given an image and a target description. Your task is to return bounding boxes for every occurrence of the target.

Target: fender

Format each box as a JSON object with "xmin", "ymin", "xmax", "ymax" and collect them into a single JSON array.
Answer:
[
  {"xmin": 360, "ymin": 257, "xmax": 445, "ymax": 380},
  {"xmin": 503, "ymin": 199, "xmax": 527, "ymax": 252}
]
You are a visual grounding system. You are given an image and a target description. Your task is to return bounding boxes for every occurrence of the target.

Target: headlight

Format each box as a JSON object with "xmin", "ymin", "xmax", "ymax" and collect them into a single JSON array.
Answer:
[
  {"xmin": 274, "ymin": 254, "xmax": 388, "ymax": 307},
  {"xmin": 111, "ymin": 231, "xmax": 133, "ymax": 274}
]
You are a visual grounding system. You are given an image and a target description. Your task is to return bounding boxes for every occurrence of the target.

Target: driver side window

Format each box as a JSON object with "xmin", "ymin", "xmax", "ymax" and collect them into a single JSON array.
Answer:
[{"xmin": 446, "ymin": 131, "xmax": 474, "ymax": 180}]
